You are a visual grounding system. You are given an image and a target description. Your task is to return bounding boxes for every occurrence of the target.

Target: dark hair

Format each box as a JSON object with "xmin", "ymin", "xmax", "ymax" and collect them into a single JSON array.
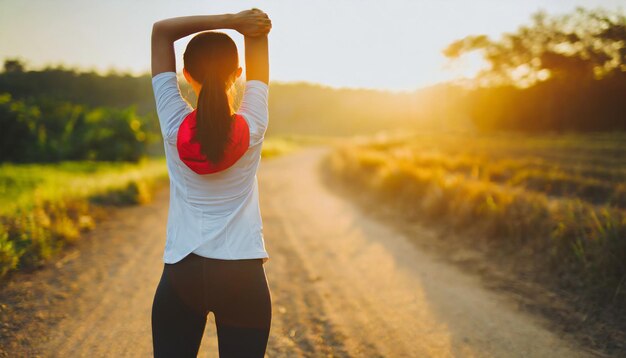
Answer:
[{"xmin": 183, "ymin": 31, "xmax": 239, "ymax": 164}]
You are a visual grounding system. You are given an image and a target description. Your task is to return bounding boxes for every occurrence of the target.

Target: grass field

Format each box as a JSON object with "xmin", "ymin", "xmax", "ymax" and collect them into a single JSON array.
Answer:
[
  {"xmin": 323, "ymin": 131, "xmax": 626, "ymax": 304},
  {"xmin": 0, "ymin": 158, "xmax": 169, "ymax": 279},
  {"xmin": 261, "ymin": 135, "xmax": 336, "ymax": 158}
]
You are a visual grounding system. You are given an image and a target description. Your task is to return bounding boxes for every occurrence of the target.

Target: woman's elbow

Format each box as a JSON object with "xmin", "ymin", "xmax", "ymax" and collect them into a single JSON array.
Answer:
[
  {"xmin": 152, "ymin": 21, "xmax": 170, "ymax": 41},
  {"xmin": 152, "ymin": 21, "xmax": 163, "ymax": 36}
]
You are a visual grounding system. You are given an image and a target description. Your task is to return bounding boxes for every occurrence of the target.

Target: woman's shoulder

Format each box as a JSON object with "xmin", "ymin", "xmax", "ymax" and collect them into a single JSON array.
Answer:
[
  {"xmin": 244, "ymin": 79, "xmax": 269, "ymax": 89},
  {"xmin": 237, "ymin": 80, "xmax": 269, "ymax": 147}
]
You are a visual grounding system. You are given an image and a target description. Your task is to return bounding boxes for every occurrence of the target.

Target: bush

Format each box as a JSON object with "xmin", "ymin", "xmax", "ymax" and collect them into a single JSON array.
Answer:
[{"xmin": 0, "ymin": 93, "xmax": 151, "ymax": 163}]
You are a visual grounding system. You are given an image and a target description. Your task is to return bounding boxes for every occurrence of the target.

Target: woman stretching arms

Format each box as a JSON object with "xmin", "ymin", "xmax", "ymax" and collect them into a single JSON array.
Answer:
[{"xmin": 150, "ymin": 9, "xmax": 272, "ymax": 357}]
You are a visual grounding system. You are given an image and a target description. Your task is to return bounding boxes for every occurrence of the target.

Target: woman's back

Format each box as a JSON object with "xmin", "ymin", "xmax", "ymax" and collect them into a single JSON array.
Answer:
[{"xmin": 152, "ymin": 72, "xmax": 270, "ymax": 264}]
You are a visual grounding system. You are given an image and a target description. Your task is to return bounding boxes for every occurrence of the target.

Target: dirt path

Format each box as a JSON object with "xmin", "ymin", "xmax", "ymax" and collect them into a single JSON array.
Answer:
[{"xmin": 0, "ymin": 145, "xmax": 593, "ymax": 357}]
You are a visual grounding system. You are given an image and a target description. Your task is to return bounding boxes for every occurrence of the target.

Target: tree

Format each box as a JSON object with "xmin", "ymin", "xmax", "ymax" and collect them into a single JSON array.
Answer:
[
  {"xmin": 3, "ymin": 59, "xmax": 25, "ymax": 73},
  {"xmin": 444, "ymin": 7, "xmax": 626, "ymax": 88}
]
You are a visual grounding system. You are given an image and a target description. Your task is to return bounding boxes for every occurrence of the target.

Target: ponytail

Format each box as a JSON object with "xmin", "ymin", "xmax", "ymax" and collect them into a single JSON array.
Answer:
[
  {"xmin": 195, "ymin": 72, "xmax": 234, "ymax": 164},
  {"xmin": 183, "ymin": 31, "xmax": 239, "ymax": 164}
]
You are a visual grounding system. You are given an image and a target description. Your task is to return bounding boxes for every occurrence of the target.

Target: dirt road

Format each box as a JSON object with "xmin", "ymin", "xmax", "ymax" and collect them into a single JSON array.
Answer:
[{"xmin": 0, "ymin": 146, "xmax": 592, "ymax": 357}]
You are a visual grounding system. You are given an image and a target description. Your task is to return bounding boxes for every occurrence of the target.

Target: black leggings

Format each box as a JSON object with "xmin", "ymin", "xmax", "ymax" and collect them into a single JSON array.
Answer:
[{"xmin": 151, "ymin": 253, "xmax": 272, "ymax": 357}]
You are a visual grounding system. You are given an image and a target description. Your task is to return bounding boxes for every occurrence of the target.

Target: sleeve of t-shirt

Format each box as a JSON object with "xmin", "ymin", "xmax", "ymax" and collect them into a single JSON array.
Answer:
[
  {"xmin": 237, "ymin": 80, "xmax": 269, "ymax": 147},
  {"xmin": 151, "ymin": 72, "xmax": 193, "ymax": 143}
]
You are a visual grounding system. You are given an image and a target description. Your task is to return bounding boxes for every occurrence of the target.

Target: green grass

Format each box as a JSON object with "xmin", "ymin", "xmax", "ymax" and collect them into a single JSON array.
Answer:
[
  {"xmin": 261, "ymin": 134, "xmax": 335, "ymax": 158},
  {"xmin": 323, "ymin": 131, "xmax": 626, "ymax": 304},
  {"xmin": 0, "ymin": 158, "xmax": 169, "ymax": 279},
  {"xmin": 261, "ymin": 137, "xmax": 303, "ymax": 159},
  {"xmin": 0, "ymin": 158, "xmax": 168, "ymax": 215}
]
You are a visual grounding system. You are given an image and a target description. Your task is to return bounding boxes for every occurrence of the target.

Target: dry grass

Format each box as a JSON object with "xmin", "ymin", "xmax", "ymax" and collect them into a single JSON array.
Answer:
[{"xmin": 323, "ymin": 131, "xmax": 626, "ymax": 304}]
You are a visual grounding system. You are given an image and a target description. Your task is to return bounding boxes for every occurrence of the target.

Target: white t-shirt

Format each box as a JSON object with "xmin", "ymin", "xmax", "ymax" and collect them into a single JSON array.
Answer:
[{"xmin": 151, "ymin": 71, "xmax": 270, "ymax": 264}]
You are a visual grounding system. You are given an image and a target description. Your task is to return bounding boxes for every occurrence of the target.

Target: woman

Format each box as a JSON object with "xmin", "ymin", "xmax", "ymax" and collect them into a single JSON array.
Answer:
[{"xmin": 150, "ymin": 8, "xmax": 272, "ymax": 358}]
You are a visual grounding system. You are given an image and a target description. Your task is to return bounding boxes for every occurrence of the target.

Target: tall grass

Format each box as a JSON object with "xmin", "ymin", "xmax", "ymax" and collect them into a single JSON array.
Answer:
[
  {"xmin": 323, "ymin": 132, "xmax": 626, "ymax": 303},
  {"xmin": 261, "ymin": 135, "xmax": 335, "ymax": 159},
  {"xmin": 261, "ymin": 137, "xmax": 302, "ymax": 159},
  {"xmin": 0, "ymin": 158, "xmax": 168, "ymax": 279}
]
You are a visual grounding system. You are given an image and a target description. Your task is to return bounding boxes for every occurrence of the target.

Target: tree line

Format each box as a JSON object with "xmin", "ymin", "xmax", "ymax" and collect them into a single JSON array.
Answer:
[
  {"xmin": 0, "ymin": 63, "xmax": 162, "ymax": 163},
  {"xmin": 445, "ymin": 7, "xmax": 626, "ymax": 132}
]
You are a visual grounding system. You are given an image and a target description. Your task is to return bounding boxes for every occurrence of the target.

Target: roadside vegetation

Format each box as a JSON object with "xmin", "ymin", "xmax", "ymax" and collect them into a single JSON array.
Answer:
[
  {"xmin": 261, "ymin": 135, "xmax": 335, "ymax": 159},
  {"xmin": 323, "ymin": 132, "xmax": 626, "ymax": 306},
  {"xmin": 261, "ymin": 137, "xmax": 303, "ymax": 159},
  {"xmin": 0, "ymin": 159, "xmax": 168, "ymax": 279}
]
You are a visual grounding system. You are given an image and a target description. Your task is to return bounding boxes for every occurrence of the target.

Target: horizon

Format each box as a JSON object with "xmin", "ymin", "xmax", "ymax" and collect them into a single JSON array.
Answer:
[
  {"xmin": 0, "ymin": 58, "xmax": 455, "ymax": 94},
  {"xmin": 1, "ymin": 0, "xmax": 624, "ymax": 91}
]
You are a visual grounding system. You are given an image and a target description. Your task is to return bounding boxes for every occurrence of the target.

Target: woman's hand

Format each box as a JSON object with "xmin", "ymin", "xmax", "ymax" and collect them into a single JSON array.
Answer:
[
  {"xmin": 232, "ymin": 8, "xmax": 272, "ymax": 37},
  {"xmin": 151, "ymin": 10, "xmax": 271, "ymax": 76}
]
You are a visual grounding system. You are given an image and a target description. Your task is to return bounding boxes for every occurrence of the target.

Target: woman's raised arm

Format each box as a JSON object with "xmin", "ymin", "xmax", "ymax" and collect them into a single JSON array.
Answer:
[
  {"xmin": 244, "ymin": 34, "xmax": 270, "ymax": 85},
  {"xmin": 151, "ymin": 9, "xmax": 272, "ymax": 77}
]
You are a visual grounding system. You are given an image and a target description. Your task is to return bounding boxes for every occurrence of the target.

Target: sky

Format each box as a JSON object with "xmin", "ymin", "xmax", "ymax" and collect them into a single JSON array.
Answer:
[{"xmin": 0, "ymin": 0, "xmax": 624, "ymax": 91}]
